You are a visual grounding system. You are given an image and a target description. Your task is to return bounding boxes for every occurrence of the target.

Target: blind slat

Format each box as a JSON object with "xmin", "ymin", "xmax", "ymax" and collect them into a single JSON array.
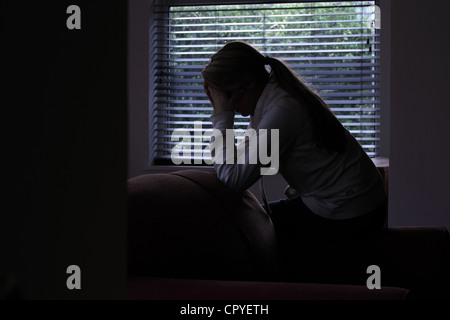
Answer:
[
  {"xmin": 162, "ymin": 34, "xmax": 378, "ymax": 41},
  {"xmin": 154, "ymin": 77, "xmax": 380, "ymax": 84},
  {"xmin": 156, "ymin": 62, "xmax": 380, "ymax": 69},
  {"xmin": 169, "ymin": 27, "xmax": 376, "ymax": 35},
  {"xmin": 155, "ymin": 55, "xmax": 379, "ymax": 62},
  {"xmin": 158, "ymin": 3, "xmax": 375, "ymax": 14},
  {"xmin": 155, "ymin": 84, "xmax": 381, "ymax": 91}
]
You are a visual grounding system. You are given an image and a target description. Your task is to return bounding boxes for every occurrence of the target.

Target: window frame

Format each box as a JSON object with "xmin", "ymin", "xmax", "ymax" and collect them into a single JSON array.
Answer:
[{"xmin": 146, "ymin": 0, "xmax": 386, "ymax": 170}]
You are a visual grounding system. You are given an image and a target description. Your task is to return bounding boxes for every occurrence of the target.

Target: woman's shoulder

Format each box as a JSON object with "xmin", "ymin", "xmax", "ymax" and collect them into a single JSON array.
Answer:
[{"xmin": 261, "ymin": 81, "xmax": 301, "ymax": 112}]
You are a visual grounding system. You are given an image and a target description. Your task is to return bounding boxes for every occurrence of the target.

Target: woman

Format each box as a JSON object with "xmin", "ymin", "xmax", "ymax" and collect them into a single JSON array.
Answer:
[{"xmin": 202, "ymin": 41, "xmax": 386, "ymax": 279}]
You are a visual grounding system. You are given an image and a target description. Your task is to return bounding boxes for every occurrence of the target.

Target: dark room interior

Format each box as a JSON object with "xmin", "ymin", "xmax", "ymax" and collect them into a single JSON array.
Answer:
[{"xmin": 2, "ymin": 0, "xmax": 450, "ymax": 305}]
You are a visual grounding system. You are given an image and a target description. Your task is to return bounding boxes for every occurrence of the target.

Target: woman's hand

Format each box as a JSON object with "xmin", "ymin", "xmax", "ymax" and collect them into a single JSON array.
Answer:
[{"xmin": 203, "ymin": 82, "xmax": 236, "ymax": 114}]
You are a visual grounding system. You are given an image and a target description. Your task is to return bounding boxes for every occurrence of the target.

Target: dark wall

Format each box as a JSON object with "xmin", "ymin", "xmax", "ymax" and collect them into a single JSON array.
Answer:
[
  {"xmin": 2, "ymin": 1, "xmax": 127, "ymax": 299},
  {"xmin": 389, "ymin": 0, "xmax": 450, "ymax": 229}
]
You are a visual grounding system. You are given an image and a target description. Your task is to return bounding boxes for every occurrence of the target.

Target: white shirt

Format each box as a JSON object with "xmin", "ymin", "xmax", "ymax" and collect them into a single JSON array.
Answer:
[{"xmin": 210, "ymin": 80, "xmax": 386, "ymax": 220}]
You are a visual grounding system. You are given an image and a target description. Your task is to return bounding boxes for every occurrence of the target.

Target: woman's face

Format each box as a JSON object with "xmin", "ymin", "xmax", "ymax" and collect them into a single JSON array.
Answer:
[
  {"xmin": 226, "ymin": 83, "xmax": 263, "ymax": 117},
  {"xmin": 204, "ymin": 80, "xmax": 264, "ymax": 116}
]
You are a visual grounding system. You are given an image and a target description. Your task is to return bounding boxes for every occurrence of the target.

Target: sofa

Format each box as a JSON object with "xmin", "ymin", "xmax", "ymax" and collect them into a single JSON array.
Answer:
[{"xmin": 127, "ymin": 170, "xmax": 450, "ymax": 300}]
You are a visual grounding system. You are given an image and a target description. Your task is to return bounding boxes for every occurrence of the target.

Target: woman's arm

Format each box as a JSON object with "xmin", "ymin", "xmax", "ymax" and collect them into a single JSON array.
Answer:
[{"xmin": 210, "ymin": 105, "xmax": 297, "ymax": 193}]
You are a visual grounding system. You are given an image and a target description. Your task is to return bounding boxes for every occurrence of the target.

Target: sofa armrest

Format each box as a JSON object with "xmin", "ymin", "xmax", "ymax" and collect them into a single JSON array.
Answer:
[{"xmin": 127, "ymin": 170, "xmax": 278, "ymax": 281}]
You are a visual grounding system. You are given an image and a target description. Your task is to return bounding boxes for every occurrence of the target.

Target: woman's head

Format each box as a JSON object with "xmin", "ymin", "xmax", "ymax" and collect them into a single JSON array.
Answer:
[
  {"xmin": 202, "ymin": 42, "xmax": 271, "ymax": 116},
  {"xmin": 201, "ymin": 41, "xmax": 270, "ymax": 93}
]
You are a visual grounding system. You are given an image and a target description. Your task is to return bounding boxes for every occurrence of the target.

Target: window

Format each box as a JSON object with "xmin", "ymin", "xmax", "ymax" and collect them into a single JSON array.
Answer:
[{"xmin": 150, "ymin": 1, "xmax": 380, "ymax": 165}]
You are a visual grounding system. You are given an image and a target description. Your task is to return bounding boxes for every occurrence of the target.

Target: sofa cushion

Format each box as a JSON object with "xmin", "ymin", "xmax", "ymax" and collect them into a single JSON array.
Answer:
[
  {"xmin": 285, "ymin": 226, "xmax": 450, "ymax": 300},
  {"xmin": 362, "ymin": 227, "xmax": 450, "ymax": 300}
]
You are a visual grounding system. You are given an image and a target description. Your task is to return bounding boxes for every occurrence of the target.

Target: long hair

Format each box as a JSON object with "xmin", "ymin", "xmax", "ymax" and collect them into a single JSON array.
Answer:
[{"xmin": 202, "ymin": 41, "xmax": 347, "ymax": 153}]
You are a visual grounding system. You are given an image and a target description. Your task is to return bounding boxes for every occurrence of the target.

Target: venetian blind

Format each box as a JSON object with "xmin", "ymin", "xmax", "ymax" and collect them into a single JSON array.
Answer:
[{"xmin": 150, "ymin": 1, "xmax": 380, "ymax": 164}]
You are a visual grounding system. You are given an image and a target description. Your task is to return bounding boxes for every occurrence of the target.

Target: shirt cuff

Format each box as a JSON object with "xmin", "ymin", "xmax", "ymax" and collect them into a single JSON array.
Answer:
[{"xmin": 210, "ymin": 112, "xmax": 235, "ymax": 131}]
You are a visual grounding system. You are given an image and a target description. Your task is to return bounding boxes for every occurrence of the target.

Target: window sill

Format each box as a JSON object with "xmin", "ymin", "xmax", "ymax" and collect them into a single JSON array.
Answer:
[{"xmin": 147, "ymin": 158, "xmax": 389, "ymax": 175}]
